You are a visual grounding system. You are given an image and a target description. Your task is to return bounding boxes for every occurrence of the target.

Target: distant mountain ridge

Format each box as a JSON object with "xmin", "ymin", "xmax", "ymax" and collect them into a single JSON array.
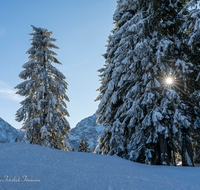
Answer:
[
  {"xmin": 68, "ymin": 114, "xmax": 103, "ymax": 151},
  {"xmin": 0, "ymin": 117, "xmax": 24, "ymax": 143},
  {"xmin": 0, "ymin": 115, "xmax": 103, "ymax": 150}
]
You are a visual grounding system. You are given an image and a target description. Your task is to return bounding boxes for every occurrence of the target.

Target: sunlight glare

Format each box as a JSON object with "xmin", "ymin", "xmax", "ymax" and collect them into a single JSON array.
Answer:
[{"xmin": 166, "ymin": 77, "xmax": 173, "ymax": 84}]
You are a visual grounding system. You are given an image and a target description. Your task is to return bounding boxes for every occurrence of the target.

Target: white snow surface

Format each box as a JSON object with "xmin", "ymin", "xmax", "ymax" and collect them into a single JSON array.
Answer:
[{"xmin": 0, "ymin": 142, "xmax": 199, "ymax": 190}]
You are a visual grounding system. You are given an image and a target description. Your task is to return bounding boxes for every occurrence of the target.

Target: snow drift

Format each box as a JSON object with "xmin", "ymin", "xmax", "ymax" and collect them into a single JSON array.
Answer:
[{"xmin": 0, "ymin": 142, "xmax": 199, "ymax": 190}]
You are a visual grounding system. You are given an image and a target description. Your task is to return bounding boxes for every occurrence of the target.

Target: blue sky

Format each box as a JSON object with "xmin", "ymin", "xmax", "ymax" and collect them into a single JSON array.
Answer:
[{"xmin": 0, "ymin": 0, "xmax": 117, "ymax": 129}]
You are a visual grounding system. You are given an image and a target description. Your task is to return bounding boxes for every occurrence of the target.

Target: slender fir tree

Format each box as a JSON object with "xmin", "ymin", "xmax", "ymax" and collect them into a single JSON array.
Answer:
[
  {"xmin": 15, "ymin": 25, "xmax": 70, "ymax": 150},
  {"xmin": 84, "ymin": 141, "xmax": 91, "ymax": 153},
  {"xmin": 78, "ymin": 138, "xmax": 85, "ymax": 152},
  {"xmin": 78, "ymin": 139, "xmax": 91, "ymax": 152}
]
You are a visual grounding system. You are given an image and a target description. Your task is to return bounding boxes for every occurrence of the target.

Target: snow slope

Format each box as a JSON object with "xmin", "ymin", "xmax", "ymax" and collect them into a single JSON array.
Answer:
[
  {"xmin": 0, "ymin": 143, "xmax": 199, "ymax": 190},
  {"xmin": 68, "ymin": 114, "xmax": 103, "ymax": 151},
  {"xmin": 0, "ymin": 117, "xmax": 24, "ymax": 143}
]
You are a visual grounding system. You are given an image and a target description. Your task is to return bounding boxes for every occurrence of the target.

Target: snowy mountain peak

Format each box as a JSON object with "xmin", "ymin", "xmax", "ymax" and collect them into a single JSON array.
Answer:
[
  {"xmin": 68, "ymin": 114, "xmax": 103, "ymax": 151},
  {"xmin": 0, "ymin": 117, "xmax": 24, "ymax": 143}
]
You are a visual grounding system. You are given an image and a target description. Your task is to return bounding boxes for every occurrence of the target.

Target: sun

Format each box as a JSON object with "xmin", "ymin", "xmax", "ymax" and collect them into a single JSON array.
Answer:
[
  {"xmin": 157, "ymin": 70, "xmax": 184, "ymax": 94},
  {"xmin": 166, "ymin": 77, "xmax": 173, "ymax": 85}
]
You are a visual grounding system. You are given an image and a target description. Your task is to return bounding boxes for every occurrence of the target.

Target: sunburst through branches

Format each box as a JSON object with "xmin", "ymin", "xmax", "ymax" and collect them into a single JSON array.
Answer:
[{"xmin": 159, "ymin": 70, "xmax": 186, "ymax": 95}]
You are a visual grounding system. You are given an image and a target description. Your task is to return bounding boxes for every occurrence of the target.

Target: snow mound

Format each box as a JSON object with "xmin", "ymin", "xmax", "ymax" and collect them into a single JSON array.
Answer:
[
  {"xmin": 68, "ymin": 114, "xmax": 103, "ymax": 151},
  {"xmin": 0, "ymin": 117, "xmax": 24, "ymax": 143},
  {"xmin": 0, "ymin": 142, "xmax": 200, "ymax": 190}
]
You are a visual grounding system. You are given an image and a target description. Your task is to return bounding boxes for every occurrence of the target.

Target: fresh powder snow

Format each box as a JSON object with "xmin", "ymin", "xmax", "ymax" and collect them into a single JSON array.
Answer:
[{"xmin": 0, "ymin": 142, "xmax": 199, "ymax": 190}]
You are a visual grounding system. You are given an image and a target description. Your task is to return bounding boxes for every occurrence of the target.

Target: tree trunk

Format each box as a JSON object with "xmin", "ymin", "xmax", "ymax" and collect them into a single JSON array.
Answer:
[
  {"xmin": 159, "ymin": 134, "xmax": 170, "ymax": 165},
  {"xmin": 182, "ymin": 128, "xmax": 194, "ymax": 166}
]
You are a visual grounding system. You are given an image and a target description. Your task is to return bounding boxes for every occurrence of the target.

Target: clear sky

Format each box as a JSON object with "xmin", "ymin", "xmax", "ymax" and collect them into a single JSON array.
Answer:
[{"xmin": 0, "ymin": 0, "xmax": 117, "ymax": 129}]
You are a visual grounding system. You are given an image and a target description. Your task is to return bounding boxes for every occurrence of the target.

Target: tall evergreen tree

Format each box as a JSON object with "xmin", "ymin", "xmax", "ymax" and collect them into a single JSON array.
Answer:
[
  {"xmin": 180, "ymin": 0, "xmax": 200, "ymax": 164},
  {"xmin": 150, "ymin": 0, "xmax": 197, "ymax": 166},
  {"xmin": 96, "ymin": 0, "xmax": 196, "ymax": 166},
  {"xmin": 15, "ymin": 25, "xmax": 70, "ymax": 150}
]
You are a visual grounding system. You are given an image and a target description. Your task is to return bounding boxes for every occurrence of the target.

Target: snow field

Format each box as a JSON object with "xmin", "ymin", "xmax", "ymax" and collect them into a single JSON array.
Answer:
[{"xmin": 0, "ymin": 142, "xmax": 199, "ymax": 190}]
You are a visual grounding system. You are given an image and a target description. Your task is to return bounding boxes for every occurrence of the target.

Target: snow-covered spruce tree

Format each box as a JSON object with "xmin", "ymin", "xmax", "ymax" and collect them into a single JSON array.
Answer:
[
  {"xmin": 180, "ymin": 0, "xmax": 200, "ymax": 164},
  {"xmin": 84, "ymin": 141, "xmax": 91, "ymax": 153},
  {"xmin": 93, "ymin": 145, "xmax": 102, "ymax": 154},
  {"xmin": 78, "ymin": 139, "xmax": 91, "ymax": 152},
  {"xmin": 96, "ymin": 0, "xmax": 144, "ymax": 160},
  {"xmin": 152, "ymin": 0, "xmax": 200, "ymax": 166},
  {"xmin": 78, "ymin": 138, "xmax": 85, "ymax": 152},
  {"xmin": 96, "ymin": 0, "xmax": 161, "ymax": 163},
  {"xmin": 96, "ymin": 0, "xmax": 194, "ymax": 166},
  {"xmin": 15, "ymin": 25, "xmax": 70, "ymax": 150},
  {"xmin": 150, "ymin": 0, "xmax": 195, "ymax": 166}
]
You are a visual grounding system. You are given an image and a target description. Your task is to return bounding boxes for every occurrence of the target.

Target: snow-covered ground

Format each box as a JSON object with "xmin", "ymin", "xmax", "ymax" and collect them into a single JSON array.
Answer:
[{"xmin": 0, "ymin": 143, "xmax": 199, "ymax": 190}]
